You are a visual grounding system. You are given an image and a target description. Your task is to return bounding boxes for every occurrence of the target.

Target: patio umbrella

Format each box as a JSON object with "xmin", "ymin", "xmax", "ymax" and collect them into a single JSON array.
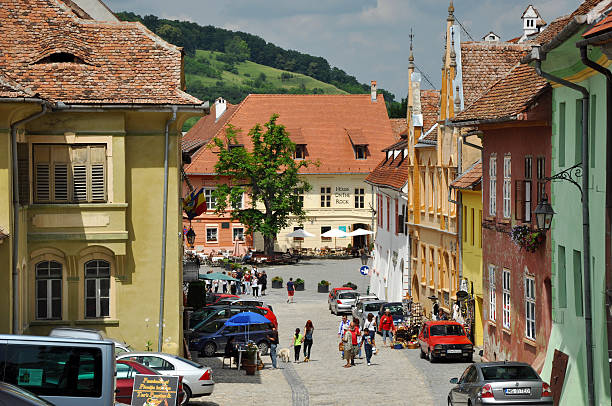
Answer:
[
  {"xmin": 198, "ymin": 272, "xmax": 239, "ymax": 281},
  {"xmin": 321, "ymin": 228, "xmax": 349, "ymax": 249},
  {"xmin": 347, "ymin": 228, "xmax": 375, "ymax": 236},
  {"xmin": 287, "ymin": 229, "xmax": 314, "ymax": 251},
  {"xmin": 225, "ymin": 311, "xmax": 271, "ymax": 342}
]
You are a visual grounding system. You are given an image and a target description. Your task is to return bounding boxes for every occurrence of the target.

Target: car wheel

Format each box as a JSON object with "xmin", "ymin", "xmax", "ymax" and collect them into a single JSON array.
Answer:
[
  {"xmin": 202, "ymin": 342, "xmax": 216, "ymax": 357},
  {"xmin": 182, "ymin": 385, "xmax": 192, "ymax": 405},
  {"xmin": 428, "ymin": 349, "xmax": 435, "ymax": 363},
  {"xmin": 420, "ymin": 347, "xmax": 426, "ymax": 359},
  {"xmin": 332, "ymin": 306, "xmax": 337, "ymax": 315},
  {"xmin": 257, "ymin": 340, "xmax": 269, "ymax": 355}
]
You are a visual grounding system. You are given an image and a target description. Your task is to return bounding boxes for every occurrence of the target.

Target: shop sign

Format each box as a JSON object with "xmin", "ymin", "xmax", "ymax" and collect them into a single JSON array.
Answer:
[
  {"xmin": 334, "ymin": 186, "xmax": 350, "ymax": 206},
  {"xmin": 131, "ymin": 374, "xmax": 179, "ymax": 406}
]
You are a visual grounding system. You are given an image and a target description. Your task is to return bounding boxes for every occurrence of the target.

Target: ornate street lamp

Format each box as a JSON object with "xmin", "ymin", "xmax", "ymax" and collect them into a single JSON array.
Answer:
[
  {"xmin": 534, "ymin": 194, "xmax": 555, "ymax": 232},
  {"xmin": 186, "ymin": 227, "xmax": 196, "ymax": 247}
]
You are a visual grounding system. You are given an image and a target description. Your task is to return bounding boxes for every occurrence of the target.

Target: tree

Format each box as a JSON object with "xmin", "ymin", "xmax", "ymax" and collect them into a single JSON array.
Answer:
[
  {"xmin": 224, "ymin": 36, "xmax": 250, "ymax": 62},
  {"xmin": 211, "ymin": 115, "xmax": 313, "ymax": 255}
]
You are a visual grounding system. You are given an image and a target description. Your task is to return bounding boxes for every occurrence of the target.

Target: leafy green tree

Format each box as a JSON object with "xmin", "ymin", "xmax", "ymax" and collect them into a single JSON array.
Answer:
[
  {"xmin": 225, "ymin": 36, "xmax": 251, "ymax": 62},
  {"xmin": 211, "ymin": 115, "xmax": 313, "ymax": 255},
  {"xmin": 158, "ymin": 24, "xmax": 183, "ymax": 48}
]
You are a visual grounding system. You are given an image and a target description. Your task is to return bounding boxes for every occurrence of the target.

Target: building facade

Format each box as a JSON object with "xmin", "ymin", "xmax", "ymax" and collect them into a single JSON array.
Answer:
[{"xmin": 0, "ymin": 0, "xmax": 206, "ymax": 355}]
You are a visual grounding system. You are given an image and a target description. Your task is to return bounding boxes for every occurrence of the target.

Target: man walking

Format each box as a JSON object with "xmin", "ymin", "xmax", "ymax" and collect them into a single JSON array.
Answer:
[
  {"xmin": 286, "ymin": 277, "xmax": 295, "ymax": 303},
  {"xmin": 267, "ymin": 325, "xmax": 279, "ymax": 369},
  {"xmin": 260, "ymin": 271, "xmax": 267, "ymax": 296}
]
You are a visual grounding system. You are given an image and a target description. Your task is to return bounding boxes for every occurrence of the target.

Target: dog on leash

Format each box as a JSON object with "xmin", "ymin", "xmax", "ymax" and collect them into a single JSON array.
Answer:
[{"xmin": 278, "ymin": 348, "xmax": 291, "ymax": 362}]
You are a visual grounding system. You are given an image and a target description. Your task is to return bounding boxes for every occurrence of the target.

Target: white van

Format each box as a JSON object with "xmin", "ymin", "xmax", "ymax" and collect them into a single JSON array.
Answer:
[{"xmin": 0, "ymin": 334, "xmax": 116, "ymax": 406}]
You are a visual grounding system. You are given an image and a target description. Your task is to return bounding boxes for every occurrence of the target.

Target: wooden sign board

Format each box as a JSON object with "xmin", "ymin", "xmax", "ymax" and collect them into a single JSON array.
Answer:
[{"xmin": 131, "ymin": 374, "xmax": 179, "ymax": 406}]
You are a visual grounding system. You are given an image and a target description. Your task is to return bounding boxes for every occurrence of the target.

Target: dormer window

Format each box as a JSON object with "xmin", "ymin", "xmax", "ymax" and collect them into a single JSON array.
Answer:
[
  {"xmin": 355, "ymin": 145, "xmax": 367, "ymax": 160},
  {"xmin": 35, "ymin": 52, "xmax": 85, "ymax": 64},
  {"xmin": 295, "ymin": 144, "xmax": 306, "ymax": 160}
]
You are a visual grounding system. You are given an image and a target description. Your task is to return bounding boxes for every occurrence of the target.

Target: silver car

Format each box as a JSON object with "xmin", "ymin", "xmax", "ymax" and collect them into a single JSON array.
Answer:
[
  {"xmin": 352, "ymin": 300, "xmax": 386, "ymax": 327},
  {"xmin": 448, "ymin": 362, "xmax": 553, "ymax": 405},
  {"xmin": 331, "ymin": 291, "xmax": 359, "ymax": 315}
]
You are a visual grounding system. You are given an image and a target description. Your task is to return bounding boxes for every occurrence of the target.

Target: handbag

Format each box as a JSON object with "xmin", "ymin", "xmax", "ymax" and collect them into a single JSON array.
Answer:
[{"xmin": 338, "ymin": 342, "xmax": 344, "ymax": 351}]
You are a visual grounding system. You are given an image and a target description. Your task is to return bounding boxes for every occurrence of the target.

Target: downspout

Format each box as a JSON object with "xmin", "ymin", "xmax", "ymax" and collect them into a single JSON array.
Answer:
[
  {"xmin": 535, "ymin": 59, "xmax": 594, "ymax": 406},
  {"xmin": 456, "ymin": 135, "xmax": 463, "ymax": 280},
  {"xmin": 10, "ymin": 103, "xmax": 48, "ymax": 334},
  {"xmin": 158, "ymin": 107, "xmax": 177, "ymax": 352},
  {"xmin": 578, "ymin": 44, "xmax": 612, "ymax": 395}
]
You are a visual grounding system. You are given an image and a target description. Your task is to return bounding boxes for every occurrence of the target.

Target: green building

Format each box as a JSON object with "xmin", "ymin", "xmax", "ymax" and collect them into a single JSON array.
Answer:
[{"xmin": 523, "ymin": 1, "xmax": 611, "ymax": 404}]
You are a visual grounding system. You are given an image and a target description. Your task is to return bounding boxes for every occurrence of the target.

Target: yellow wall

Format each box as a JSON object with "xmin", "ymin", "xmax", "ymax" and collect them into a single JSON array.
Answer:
[{"xmin": 461, "ymin": 189, "xmax": 483, "ymax": 346}]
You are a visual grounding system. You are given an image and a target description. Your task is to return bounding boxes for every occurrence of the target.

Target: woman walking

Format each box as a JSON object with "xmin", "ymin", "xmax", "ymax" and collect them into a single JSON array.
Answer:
[
  {"xmin": 363, "ymin": 313, "xmax": 377, "ymax": 340},
  {"xmin": 342, "ymin": 323, "xmax": 353, "ymax": 368},
  {"xmin": 293, "ymin": 328, "xmax": 304, "ymax": 363},
  {"xmin": 303, "ymin": 320, "xmax": 314, "ymax": 360},
  {"xmin": 252, "ymin": 275, "xmax": 259, "ymax": 297}
]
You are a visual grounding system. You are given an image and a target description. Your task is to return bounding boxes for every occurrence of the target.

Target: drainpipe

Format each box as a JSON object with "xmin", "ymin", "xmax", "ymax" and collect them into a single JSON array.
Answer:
[
  {"xmin": 456, "ymin": 135, "xmax": 463, "ymax": 280},
  {"xmin": 534, "ymin": 59, "xmax": 594, "ymax": 406},
  {"xmin": 10, "ymin": 103, "xmax": 49, "ymax": 334},
  {"xmin": 578, "ymin": 44, "xmax": 612, "ymax": 395},
  {"xmin": 158, "ymin": 107, "xmax": 177, "ymax": 352}
]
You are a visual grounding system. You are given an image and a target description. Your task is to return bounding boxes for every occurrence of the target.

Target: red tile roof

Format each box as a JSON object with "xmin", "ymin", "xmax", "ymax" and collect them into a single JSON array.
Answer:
[
  {"xmin": 0, "ymin": 0, "xmax": 201, "ymax": 105},
  {"xmin": 186, "ymin": 94, "xmax": 395, "ymax": 175},
  {"xmin": 421, "ymin": 89, "xmax": 441, "ymax": 141},
  {"xmin": 460, "ymin": 42, "xmax": 531, "ymax": 108},
  {"xmin": 450, "ymin": 161, "xmax": 482, "ymax": 190},
  {"xmin": 365, "ymin": 142, "xmax": 409, "ymax": 190},
  {"xmin": 182, "ymin": 102, "xmax": 238, "ymax": 152},
  {"xmin": 534, "ymin": 0, "xmax": 610, "ymax": 45},
  {"xmin": 453, "ymin": 63, "xmax": 549, "ymax": 123},
  {"xmin": 583, "ymin": 13, "xmax": 612, "ymax": 37},
  {"xmin": 0, "ymin": 71, "xmax": 35, "ymax": 98},
  {"xmin": 389, "ymin": 118, "xmax": 408, "ymax": 140}
]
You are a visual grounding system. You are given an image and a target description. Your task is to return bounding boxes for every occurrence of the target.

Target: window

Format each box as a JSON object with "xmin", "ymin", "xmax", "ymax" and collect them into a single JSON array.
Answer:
[
  {"xmin": 488, "ymin": 265, "xmax": 496, "ymax": 322},
  {"xmin": 116, "ymin": 362, "xmax": 137, "ymax": 379},
  {"xmin": 206, "ymin": 228, "xmax": 218, "ymax": 242},
  {"xmin": 233, "ymin": 227, "xmax": 244, "ymax": 241},
  {"xmin": 321, "ymin": 226, "xmax": 331, "ymax": 241},
  {"xmin": 320, "ymin": 187, "xmax": 331, "ymax": 208},
  {"xmin": 354, "ymin": 188, "xmax": 365, "ymax": 209},
  {"xmin": 420, "ymin": 170, "xmax": 425, "ymax": 210},
  {"xmin": 429, "ymin": 171, "xmax": 435, "ymax": 211},
  {"xmin": 355, "ymin": 145, "xmax": 367, "ymax": 159},
  {"xmin": 84, "ymin": 260, "xmax": 110, "ymax": 318},
  {"xmin": 35, "ymin": 261, "xmax": 62, "ymax": 320},
  {"xmin": 478, "ymin": 211, "xmax": 482, "ymax": 248},
  {"xmin": 138, "ymin": 356, "xmax": 174, "ymax": 371},
  {"xmin": 470, "ymin": 208, "xmax": 475, "ymax": 246},
  {"xmin": 298, "ymin": 194, "xmax": 304, "ymax": 208},
  {"xmin": 429, "ymin": 247, "xmax": 435, "ymax": 285},
  {"xmin": 33, "ymin": 144, "xmax": 106, "ymax": 203},
  {"xmin": 420, "ymin": 245, "xmax": 426, "ymax": 282},
  {"xmin": 292, "ymin": 226, "xmax": 304, "ymax": 241},
  {"xmin": 295, "ymin": 144, "xmax": 306, "ymax": 160},
  {"xmin": 524, "ymin": 157, "xmax": 532, "ymax": 222},
  {"xmin": 204, "ymin": 189, "xmax": 216, "ymax": 210},
  {"xmin": 573, "ymin": 250, "xmax": 583, "ymax": 317},
  {"xmin": 386, "ymin": 197, "xmax": 390, "ymax": 231},
  {"xmin": 231, "ymin": 193, "xmax": 244, "ymax": 210},
  {"xmin": 525, "ymin": 276, "xmax": 536, "ymax": 340},
  {"xmin": 463, "ymin": 206, "xmax": 468, "ymax": 242},
  {"xmin": 559, "ymin": 102, "xmax": 566, "ymax": 166},
  {"xmin": 3, "ymin": 344, "xmax": 102, "ymax": 398},
  {"xmin": 536, "ymin": 157, "xmax": 546, "ymax": 203},
  {"xmin": 503, "ymin": 155, "xmax": 511, "ymax": 218},
  {"xmin": 557, "ymin": 245, "xmax": 567, "ymax": 308},
  {"xmin": 502, "ymin": 269, "xmax": 511, "ymax": 329},
  {"xmin": 575, "ymin": 99, "xmax": 583, "ymax": 164},
  {"xmin": 489, "ymin": 155, "xmax": 497, "ymax": 216}
]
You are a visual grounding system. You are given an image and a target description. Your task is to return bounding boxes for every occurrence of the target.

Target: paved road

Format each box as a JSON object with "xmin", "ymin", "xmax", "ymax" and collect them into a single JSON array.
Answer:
[{"xmin": 190, "ymin": 258, "xmax": 476, "ymax": 405}]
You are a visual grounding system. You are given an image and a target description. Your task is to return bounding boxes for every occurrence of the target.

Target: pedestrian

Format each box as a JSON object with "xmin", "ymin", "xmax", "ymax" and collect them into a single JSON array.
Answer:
[
  {"xmin": 303, "ymin": 320, "xmax": 314, "ymax": 360},
  {"xmin": 349, "ymin": 322, "xmax": 358, "ymax": 365},
  {"xmin": 236, "ymin": 269, "xmax": 243, "ymax": 295},
  {"xmin": 363, "ymin": 313, "xmax": 377, "ymax": 340},
  {"xmin": 286, "ymin": 278, "xmax": 295, "ymax": 303},
  {"xmin": 433, "ymin": 301, "xmax": 440, "ymax": 321},
  {"xmin": 293, "ymin": 328, "xmax": 303, "ymax": 363},
  {"xmin": 438, "ymin": 309, "xmax": 448, "ymax": 320},
  {"xmin": 244, "ymin": 272, "xmax": 252, "ymax": 295},
  {"xmin": 379, "ymin": 309, "xmax": 395, "ymax": 347},
  {"xmin": 337, "ymin": 315, "xmax": 350, "ymax": 338},
  {"xmin": 342, "ymin": 324, "xmax": 353, "ymax": 368},
  {"xmin": 267, "ymin": 325, "xmax": 279, "ymax": 368},
  {"xmin": 213, "ymin": 279, "xmax": 219, "ymax": 293},
  {"xmin": 362, "ymin": 327, "xmax": 376, "ymax": 366},
  {"xmin": 252, "ymin": 275, "xmax": 259, "ymax": 297},
  {"xmin": 260, "ymin": 271, "xmax": 267, "ymax": 296},
  {"xmin": 353, "ymin": 318, "xmax": 362, "ymax": 358}
]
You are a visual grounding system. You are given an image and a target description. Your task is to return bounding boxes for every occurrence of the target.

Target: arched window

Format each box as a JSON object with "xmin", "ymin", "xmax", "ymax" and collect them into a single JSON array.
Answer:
[
  {"xmin": 85, "ymin": 260, "xmax": 110, "ymax": 318},
  {"xmin": 35, "ymin": 261, "xmax": 62, "ymax": 319}
]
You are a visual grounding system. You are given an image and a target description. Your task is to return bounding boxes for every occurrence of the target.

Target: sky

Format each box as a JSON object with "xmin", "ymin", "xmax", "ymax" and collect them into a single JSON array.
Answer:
[{"xmin": 103, "ymin": 0, "xmax": 582, "ymax": 100}]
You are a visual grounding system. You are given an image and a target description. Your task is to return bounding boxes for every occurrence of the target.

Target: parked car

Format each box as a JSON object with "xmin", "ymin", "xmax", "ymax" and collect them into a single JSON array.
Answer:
[
  {"xmin": 448, "ymin": 362, "xmax": 553, "ymax": 405},
  {"xmin": 0, "ymin": 382, "xmax": 54, "ymax": 406},
  {"xmin": 0, "ymin": 333, "xmax": 116, "ymax": 406},
  {"xmin": 116, "ymin": 359, "xmax": 185, "ymax": 405},
  {"xmin": 116, "ymin": 352, "xmax": 214, "ymax": 404},
  {"xmin": 215, "ymin": 298, "xmax": 274, "ymax": 312},
  {"xmin": 328, "ymin": 287, "xmax": 354, "ymax": 311},
  {"xmin": 48, "ymin": 327, "xmax": 132, "ymax": 354},
  {"xmin": 257, "ymin": 306, "xmax": 278, "ymax": 329},
  {"xmin": 376, "ymin": 302, "xmax": 407, "ymax": 327},
  {"xmin": 352, "ymin": 300, "xmax": 386, "ymax": 327},
  {"xmin": 205, "ymin": 293, "xmax": 239, "ymax": 306},
  {"xmin": 330, "ymin": 290, "xmax": 359, "ymax": 315},
  {"xmin": 418, "ymin": 320, "xmax": 473, "ymax": 362},
  {"xmin": 189, "ymin": 305, "xmax": 278, "ymax": 331},
  {"xmin": 188, "ymin": 318, "xmax": 274, "ymax": 357},
  {"xmin": 354, "ymin": 294, "xmax": 378, "ymax": 307}
]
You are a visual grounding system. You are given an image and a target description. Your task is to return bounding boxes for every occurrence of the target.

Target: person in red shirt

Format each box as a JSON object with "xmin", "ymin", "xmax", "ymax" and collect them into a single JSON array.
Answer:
[{"xmin": 379, "ymin": 309, "xmax": 395, "ymax": 347}]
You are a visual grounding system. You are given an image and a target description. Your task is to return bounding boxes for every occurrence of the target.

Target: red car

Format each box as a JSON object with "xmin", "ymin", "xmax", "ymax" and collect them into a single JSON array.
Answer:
[
  {"xmin": 327, "ymin": 287, "xmax": 354, "ymax": 311},
  {"xmin": 116, "ymin": 359, "xmax": 185, "ymax": 405},
  {"xmin": 418, "ymin": 321, "xmax": 474, "ymax": 362},
  {"xmin": 257, "ymin": 305, "xmax": 278, "ymax": 328},
  {"xmin": 205, "ymin": 293, "xmax": 239, "ymax": 306}
]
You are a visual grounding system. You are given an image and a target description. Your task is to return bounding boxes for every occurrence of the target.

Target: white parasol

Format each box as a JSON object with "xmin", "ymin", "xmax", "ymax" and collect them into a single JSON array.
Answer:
[
  {"xmin": 347, "ymin": 228, "xmax": 375, "ymax": 236},
  {"xmin": 321, "ymin": 228, "xmax": 349, "ymax": 249},
  {"xmin": 287, "ymin": 229, "xmax": 315, "ymax": 238}
]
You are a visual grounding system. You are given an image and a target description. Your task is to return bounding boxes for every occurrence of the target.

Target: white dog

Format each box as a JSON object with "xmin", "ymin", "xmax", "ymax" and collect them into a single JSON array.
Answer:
[{"xmin": 278, "ymin": 348, "xmax": 291, "ymax": 362}]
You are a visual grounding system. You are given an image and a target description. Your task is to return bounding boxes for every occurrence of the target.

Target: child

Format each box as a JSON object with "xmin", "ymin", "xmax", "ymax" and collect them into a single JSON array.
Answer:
[{"xmin": 362, "ymin": 328, "xmax": 376, "ymax": 366}]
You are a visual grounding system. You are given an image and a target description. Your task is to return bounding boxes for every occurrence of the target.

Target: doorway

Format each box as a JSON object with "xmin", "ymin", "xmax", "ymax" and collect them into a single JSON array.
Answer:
[{"xmin": 351, "ymin": 223, "xmax": 369, "ymax": 251}]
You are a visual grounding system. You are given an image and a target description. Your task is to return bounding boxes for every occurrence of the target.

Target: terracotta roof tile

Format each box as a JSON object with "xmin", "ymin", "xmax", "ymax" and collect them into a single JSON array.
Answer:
[
  {"xmin": 0, "ymin": 0, "xmax": 201, "ymax": 105},
  {"xmin": 450, "ymin": 161, "xmax": 482, "ymax": 190},
  {"xmin": 389, "ymin": 118, "xmax": 408, "ymax": 140},
  {"xmin": 460, "ymin": 42, "xmax": 531, "ymax": 108},
  {"xmin": 186, "ymin": 94, "xmax": 395, "ymax": 175},
  {"xmin": 583, "ymin": 13, "xmax": 612, "ymax": 37},
  {"xmin": 421, "ymin": 89, "xmax": 441, "ymax": 141},
  {"xmin": 0, "ymin": 71, "xmax": 35, "ymax": 98},
  {"xmin": 182, "ymin": 102, "xmax": 237, "ymax": 152},
  {"xmin": 365, "ymin": 145, "xmax": 409, "ymax": 190},
  {"xmin": 534, "ymin": 0, "xmax": 610, "ymax": 45},
  {"xmin": 453, "ymin": 63, "xmax": 549, "ymax": 123}
]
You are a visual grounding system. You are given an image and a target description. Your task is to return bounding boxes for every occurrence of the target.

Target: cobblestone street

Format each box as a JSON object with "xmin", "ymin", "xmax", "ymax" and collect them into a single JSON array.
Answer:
[{"xmin": 191, "ymin": 259, "xmax": 477, "ymax": 405}]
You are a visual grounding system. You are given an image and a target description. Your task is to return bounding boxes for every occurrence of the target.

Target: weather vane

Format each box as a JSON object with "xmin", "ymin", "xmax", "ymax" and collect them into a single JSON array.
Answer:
[{"xmin": 409, "ymin": 28, "xmax": 414, "ymax": 52}]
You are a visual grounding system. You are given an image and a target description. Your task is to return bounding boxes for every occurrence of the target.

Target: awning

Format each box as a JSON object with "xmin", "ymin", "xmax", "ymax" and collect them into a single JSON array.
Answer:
[
  {"xmin": 346, "ymin": 129, "xmax": 369, "ymax": 145},
  {"xmin": 287, "ymin": 128, "xmax": 306, "ymax": 144}
]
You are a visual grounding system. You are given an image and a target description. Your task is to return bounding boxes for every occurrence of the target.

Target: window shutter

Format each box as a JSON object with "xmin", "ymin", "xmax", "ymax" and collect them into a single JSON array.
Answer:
[
  {"xmin": 91, "ymin": 164, "xmax": 105, "ymax": 201},
  {"xmin": 17, "ymin": 143, "xmax": 29, "ymax": 205},
  {"xmin": 71, "ymin": 146, "xmax": 88, "ymax": 202},
  {"xmin": 515, "ymin": 180, "xmax": 524, "ymax": 221},
  {"xmin": 53, "ymin": 164, "xmax": 69, "ymax": 202},
  {"xmin": 33, "ymin": 145, "xmax": 50, "ymax": 202}
]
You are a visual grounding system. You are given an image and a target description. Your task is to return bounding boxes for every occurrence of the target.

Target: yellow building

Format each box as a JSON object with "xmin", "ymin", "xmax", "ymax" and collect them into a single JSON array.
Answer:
[{"xmin": 0, "ymin": 0, "xmax": 206, "ymax": 354}]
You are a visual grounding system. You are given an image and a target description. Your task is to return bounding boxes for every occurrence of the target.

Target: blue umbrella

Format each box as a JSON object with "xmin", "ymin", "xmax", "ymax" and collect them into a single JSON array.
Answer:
[{"xmin": 224, "ymin": 312, "xmax": 270, "ymax": 342}]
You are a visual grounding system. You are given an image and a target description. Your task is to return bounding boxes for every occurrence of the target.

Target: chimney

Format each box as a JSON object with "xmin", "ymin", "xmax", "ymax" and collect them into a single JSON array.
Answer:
[
  {"xmin": 371, "ymin": 80, "xmax": 377, "ymax": 102},
  {"xmin": 214, "ymin": 97, "xmax": 227, "ymax": 121}
]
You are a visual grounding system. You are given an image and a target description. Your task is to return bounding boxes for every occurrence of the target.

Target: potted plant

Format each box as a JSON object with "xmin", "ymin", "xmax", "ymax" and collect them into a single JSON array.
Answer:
[
  {"xmin": 343, "ymin": 282, "xmax": 357, "ymax": 290},
  {"xmin": 318, "ymin": 280, "xmax": 330, "ymax": 293},
  {"xmin": 271, "ymin": 276, "xmax": 283, "ymax": 289},
  {"xmin": 295, "ymin": 278, "xmax": 305, "ymax": 291},
  {"xmin": 243, "ymin": 343, "xmax": 258, "ymax": 375},
  {"xmin": 510, "ymin": 225, "xmax": 545, "ymax": 253}
]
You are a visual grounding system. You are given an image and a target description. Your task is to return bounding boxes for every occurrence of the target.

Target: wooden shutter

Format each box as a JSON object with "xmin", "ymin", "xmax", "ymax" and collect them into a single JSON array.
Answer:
[
  {"xmin": 33, "ymin": 145, "xmax": 50, "ymax": 202},
  {"xmin": 71, "ymin": 146, "xmax": 88, "ymax": 202},
  {"xmin": 90, "ymin": 146, "xmax": 106, "ymax": 202},
  {"xmin": 515, "ymin": 180, "xmax": 524, "ymax": 221},
  {"xmin": 53, "ymin": 164, "xmax": 69, "ymax": 201}
]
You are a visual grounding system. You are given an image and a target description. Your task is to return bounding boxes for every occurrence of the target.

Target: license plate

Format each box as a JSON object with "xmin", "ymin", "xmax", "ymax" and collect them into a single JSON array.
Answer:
[
  {"xmin": 505, "ymin": 388, "xmax": 531, "ymax": 395},
  {"xmin": 447, "ymin": 349, "xmax": 462, "ymax": 354}
]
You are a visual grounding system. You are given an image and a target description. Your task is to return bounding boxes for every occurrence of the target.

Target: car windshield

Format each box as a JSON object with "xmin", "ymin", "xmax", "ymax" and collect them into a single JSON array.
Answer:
[
  {"xmin": 383, "ymin": 303, "xmax": 403, "ymax": 315},
  {"xmin": 481, "ymin": 365, "xmax": 540, "ymax": 381},
  {"xmin": 364, "ymin": 303, "xmax": 381, "ymax": 311},
  {"xmin": 430, "ymin": 324, "xmax": 465, "ymax": 336},
  {"xmin": 339, "ymin": 292, "xmax": 358, "ymax": 299},
  {"xmin": 173, "ymin": 355, "xmax": 203, "ymax": 369}
]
